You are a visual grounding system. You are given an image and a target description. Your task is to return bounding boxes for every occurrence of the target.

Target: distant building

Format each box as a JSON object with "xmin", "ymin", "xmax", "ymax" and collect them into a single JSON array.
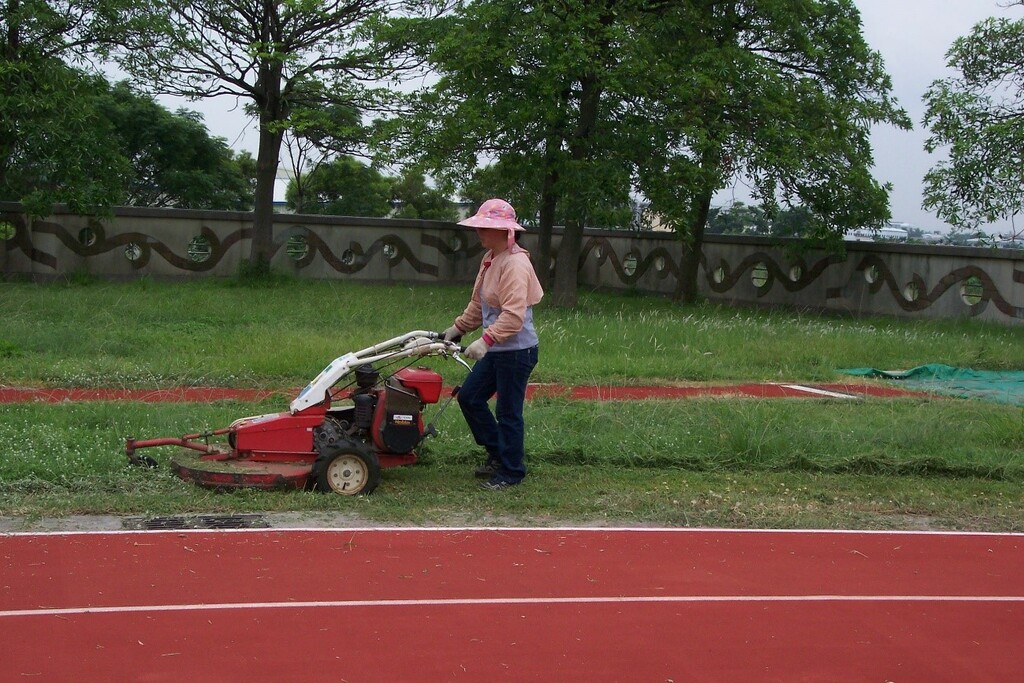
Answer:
[{"xmin": 844, "ymin": 221, "xmax": 909, "ymax": 242}]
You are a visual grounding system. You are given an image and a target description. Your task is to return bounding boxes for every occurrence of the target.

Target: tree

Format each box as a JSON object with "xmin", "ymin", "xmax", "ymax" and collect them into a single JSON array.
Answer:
[
  {"xmin": 922, "ymin": 3, "xmax": 1024, "ymax": 236},
  {"xmin": 706, "ymin": 202, "xmax": 769, "ymax": 235},
  {"xmin": 708, "ymin": 202, "xmax": 818, "ymax": 237},
  {"xmin": 770, "ymin": 206, "xmax": 821, "ymax": 238},
  {"xmin": 1, "ymin": 1, "xmax": 130, "ymax": 215},
  {"xmin": 284, "ymin": 157, "xmax": 459, "ymax": 219},
  {"xmin": 285, "ymin": 155, "xmax": 392, "ymax": 216},
  {"xmin": 627, "ymin": 0, "xmax": 910, "ymax": 301},
  {"xmin": 280, "ymin": 100, "xmax": 364, "ymax": 216},
  {"xmin": 2, "ymin": 2, "xmax": 264, "ymax": 216},
  {"xmin": 390, "ymin": 168, "xmax": 459, "ymax": 221},
  {"xmin": 458, "ymin": 161, "xmax": 546, "ymax": 226},
  {"xmin": 98, "ymin": 82, "xmax": 253, "ymax": 210},
  {"xmin": 112, "ymin": 0, "xmax": 410, "ymax": 270},
  {"xmin": 377, "ymin": 0, "xmax": 639, "ymax": 305}
]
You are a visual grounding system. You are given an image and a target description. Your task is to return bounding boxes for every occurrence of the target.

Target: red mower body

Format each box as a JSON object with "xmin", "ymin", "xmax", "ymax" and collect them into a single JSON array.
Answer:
[
  {"xmin": 393, "ymin": 367, "xmax": 444, "ymax": 403},
  {"xmin": 229, "ymin": 407, "xmax": 327, "ymax": 459}
]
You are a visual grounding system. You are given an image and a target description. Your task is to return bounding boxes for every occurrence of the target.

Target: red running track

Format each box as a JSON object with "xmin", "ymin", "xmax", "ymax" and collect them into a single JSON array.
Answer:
[
  {"xmin": 1, "ymin": 527, "xmax": 1021, "ymax": 682},
  {"xmin": 0, "ymin": 381, "xmax": 921, "ymax": 404}
]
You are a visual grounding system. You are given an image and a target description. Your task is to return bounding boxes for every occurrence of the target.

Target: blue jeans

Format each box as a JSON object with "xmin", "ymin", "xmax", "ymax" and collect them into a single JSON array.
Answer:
[{"xmin": 457, "ymin": 345, "xmax": 539, "ymax": 484}]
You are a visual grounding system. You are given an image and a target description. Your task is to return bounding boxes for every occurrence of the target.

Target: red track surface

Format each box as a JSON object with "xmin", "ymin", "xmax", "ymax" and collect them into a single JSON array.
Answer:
[
  {"xmin": 0, "ymin": 381, "xmax": 921, "ymax": 404},
  {"xmin": 2, "ymin": 528, "xmax": 1021, "ymax": 681},
  {"xmin": 0, "ymin": 387, "xmax": 283, "ymax": 403}
]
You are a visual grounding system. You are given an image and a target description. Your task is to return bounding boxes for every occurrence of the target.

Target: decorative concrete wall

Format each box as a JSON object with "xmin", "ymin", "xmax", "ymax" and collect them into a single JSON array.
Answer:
[{"xmin": 2, "ymin": 203, "xmax": 1021, "ymax": 325}]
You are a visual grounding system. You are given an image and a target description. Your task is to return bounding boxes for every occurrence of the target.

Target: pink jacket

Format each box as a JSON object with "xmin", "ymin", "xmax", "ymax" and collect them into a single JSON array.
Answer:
[{"xmin": 455, "ymin": 247, "xmax": 544, "ymax": 346}]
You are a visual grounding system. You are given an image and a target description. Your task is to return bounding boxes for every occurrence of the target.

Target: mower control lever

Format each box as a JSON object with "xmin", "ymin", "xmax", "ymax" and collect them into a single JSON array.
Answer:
[
  {"xmin": 452, "ymin": 349, "xmax": 472, "ymax": 371},
  {"xmin": 419, "ymin": 386, "xmax": 461, "ymax": 446}
]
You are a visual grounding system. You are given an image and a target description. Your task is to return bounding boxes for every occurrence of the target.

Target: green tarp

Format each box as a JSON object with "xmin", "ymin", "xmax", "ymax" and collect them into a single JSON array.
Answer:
[{"xmin": 840, "ymin": 364, "xmax": 1024, "ymax": 406}]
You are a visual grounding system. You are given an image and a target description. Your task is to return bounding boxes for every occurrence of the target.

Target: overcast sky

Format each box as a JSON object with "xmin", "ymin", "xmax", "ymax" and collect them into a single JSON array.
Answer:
[{"xmin": 161, "ymin": 0, "xmax": 1020, "ymax": 234}]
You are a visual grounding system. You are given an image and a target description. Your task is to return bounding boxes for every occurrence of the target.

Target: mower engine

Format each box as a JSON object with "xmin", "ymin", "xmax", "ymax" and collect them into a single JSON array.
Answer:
[{"xmin": 313, "ymin": 365, "xmax": 443, "ymax": 462}]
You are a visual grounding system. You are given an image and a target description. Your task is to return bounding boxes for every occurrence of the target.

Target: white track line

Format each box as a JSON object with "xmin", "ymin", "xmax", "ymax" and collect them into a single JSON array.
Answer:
[
  {"xmin": 780, "ymin": 384, "xmax": 858, "ymax": 399},
  {"xmin": 3, "ymin": 595, "xmax": 1023, "ymax": 619},
  {"xmin": 4, "ymin": 526, "xmax": 1022, "ymax": 537}
]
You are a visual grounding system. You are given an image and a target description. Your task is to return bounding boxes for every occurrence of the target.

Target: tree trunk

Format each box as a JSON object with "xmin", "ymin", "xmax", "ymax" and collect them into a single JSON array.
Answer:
[
  {"xmin": 534, "ymin": 108, "xmax": 568, "ymax": 291},
  {"xmin": 249, "ymin": 41, "xmax": 286, "ymax": 271},
  {"xmin": 550, "ymin": 73, "xmax": 602, "ymax": 307},
  {"xmin": 675, "ymin": 187, "xmax": 712, "ymax": 303},
  {"xmin": 535, "ymin": 168, "xmax": 558, "ymax": 289},
  {"xmin": 551, "ymin": 215, "xmax": 585, "ymax": 307},
  {"xmin": 250, "ymin": 121, "xmax": 283, "ymax": 269}
]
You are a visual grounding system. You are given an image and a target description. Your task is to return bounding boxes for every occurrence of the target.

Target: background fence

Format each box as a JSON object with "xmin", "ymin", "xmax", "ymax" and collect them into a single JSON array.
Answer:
[{"xmin": 2, "ymin": 203, "xmax": 1021, "ymax": 325}]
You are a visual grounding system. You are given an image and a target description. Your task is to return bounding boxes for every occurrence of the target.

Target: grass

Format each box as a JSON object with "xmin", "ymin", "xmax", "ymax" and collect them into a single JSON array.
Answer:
[
  {"xmin": 3, "ymin": 278, "xmax": 1024, "ymax": 387},
  {"xmin": 1, "ymin": 277, "xmax": 1023, "ymax": 531}
]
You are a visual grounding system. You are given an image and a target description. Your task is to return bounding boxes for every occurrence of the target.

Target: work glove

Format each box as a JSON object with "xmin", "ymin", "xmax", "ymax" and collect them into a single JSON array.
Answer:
[
  {"xmin": 442, "ymin": 325, "xmax": 462, "ymax": 342},
  {"xmin": 464, "ymin": 338, "xmax": 489, "ymax": 361}
]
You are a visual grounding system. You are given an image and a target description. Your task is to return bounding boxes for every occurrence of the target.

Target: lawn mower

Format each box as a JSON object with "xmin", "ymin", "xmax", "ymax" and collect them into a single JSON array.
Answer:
[{"xmin": 125, "ymin": 331, "xmax": 470, "ymax": 495}]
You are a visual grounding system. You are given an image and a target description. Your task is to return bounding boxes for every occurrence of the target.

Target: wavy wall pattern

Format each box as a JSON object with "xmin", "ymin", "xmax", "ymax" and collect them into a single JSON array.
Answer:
[{"xmin": 2, "ymin": 210, "xmax": 1021, "ymax": 323}]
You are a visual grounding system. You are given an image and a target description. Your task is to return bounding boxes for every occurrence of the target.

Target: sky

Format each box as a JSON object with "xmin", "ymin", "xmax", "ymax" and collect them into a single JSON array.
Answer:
[{"xmin": 157, "ymin": 0, "xmax": 1020, "ymax": 235}]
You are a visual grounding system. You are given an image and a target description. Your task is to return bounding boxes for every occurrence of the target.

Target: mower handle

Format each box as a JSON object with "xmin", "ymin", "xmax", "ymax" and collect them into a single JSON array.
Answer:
[{"xmin": 289, "ymin": 330, "xmax": 471, "ymax": 413}]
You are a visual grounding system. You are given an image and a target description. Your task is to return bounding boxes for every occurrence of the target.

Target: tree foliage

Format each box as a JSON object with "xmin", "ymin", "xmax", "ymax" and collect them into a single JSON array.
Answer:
[
  {"xmin": 285, "ymin": 155, "xmax": 392, "ymax": 216},
  {"xmin": 922, "ymin": 4, "xmax": 1024, "ymax": 233},
  {"xmin": 285, "ymin": 156, "xmax": 458, "ymax": 220},
  {"xmin": 390, "ymin": 169, "xmax": 459, "ymax": 221},
  {"xmin": 1, "ymin": 2, "xmax": 253, "ymax": 215},
  {"xmin": 770, "ymin": 205, "xmax": 822, "ymax": 238},
  {"xmin": 98, "ymin": 82, "xmax": 253, "ymax": 210},
  {"xmin": 707, "ymin": 201, "xmax": 820, "ymax": 237},
  {"xmin": 456, "ymin": 160, "xmax": 632, "ymax": 230},
  {"xmin": 707, "ymin": 202, "xmax": 769, "ymax": 235},
  {"xmin": 1, "ymin": 1, "xmax": 130, "ymax": 215}
]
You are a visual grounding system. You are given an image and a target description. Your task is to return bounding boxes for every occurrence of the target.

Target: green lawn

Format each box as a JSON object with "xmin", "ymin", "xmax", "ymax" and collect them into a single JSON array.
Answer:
[{"xmin": 1, "ymin": 278, "xmax": 1022, "ymax": 531}]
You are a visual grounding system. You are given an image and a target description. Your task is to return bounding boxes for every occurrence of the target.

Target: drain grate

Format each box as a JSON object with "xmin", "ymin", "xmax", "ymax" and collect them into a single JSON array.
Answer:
[{"xmin": 122, "ymin": 514, "xmax": 270, "ymax": 531}]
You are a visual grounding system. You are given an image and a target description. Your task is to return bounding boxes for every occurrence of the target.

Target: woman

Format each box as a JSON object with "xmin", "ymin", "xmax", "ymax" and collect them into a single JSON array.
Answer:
[{"xmin": 443, "ymin": 198, "xmax": 544, "ymax": 490}]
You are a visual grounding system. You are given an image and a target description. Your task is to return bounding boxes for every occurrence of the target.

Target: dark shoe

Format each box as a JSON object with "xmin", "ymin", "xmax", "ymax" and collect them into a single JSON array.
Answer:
[
  {"xmin": 479, "ymin": 477, "xmax": 518, "ymax": 491},
  {"xmin": 474, "ymin": 461, "xmax": 499, "ymax": 478}
]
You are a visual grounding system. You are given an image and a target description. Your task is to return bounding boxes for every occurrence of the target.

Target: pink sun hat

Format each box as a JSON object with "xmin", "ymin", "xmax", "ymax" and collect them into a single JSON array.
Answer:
[{"xmin": 458, "ymin": 198, "xmax": 526, "ymax": 232}]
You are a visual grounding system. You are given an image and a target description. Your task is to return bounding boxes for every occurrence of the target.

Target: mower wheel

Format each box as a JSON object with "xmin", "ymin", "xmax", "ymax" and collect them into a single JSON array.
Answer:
[{"xmin": 314, "ymin": 440, "xmax": 381, "ymax": 495}]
